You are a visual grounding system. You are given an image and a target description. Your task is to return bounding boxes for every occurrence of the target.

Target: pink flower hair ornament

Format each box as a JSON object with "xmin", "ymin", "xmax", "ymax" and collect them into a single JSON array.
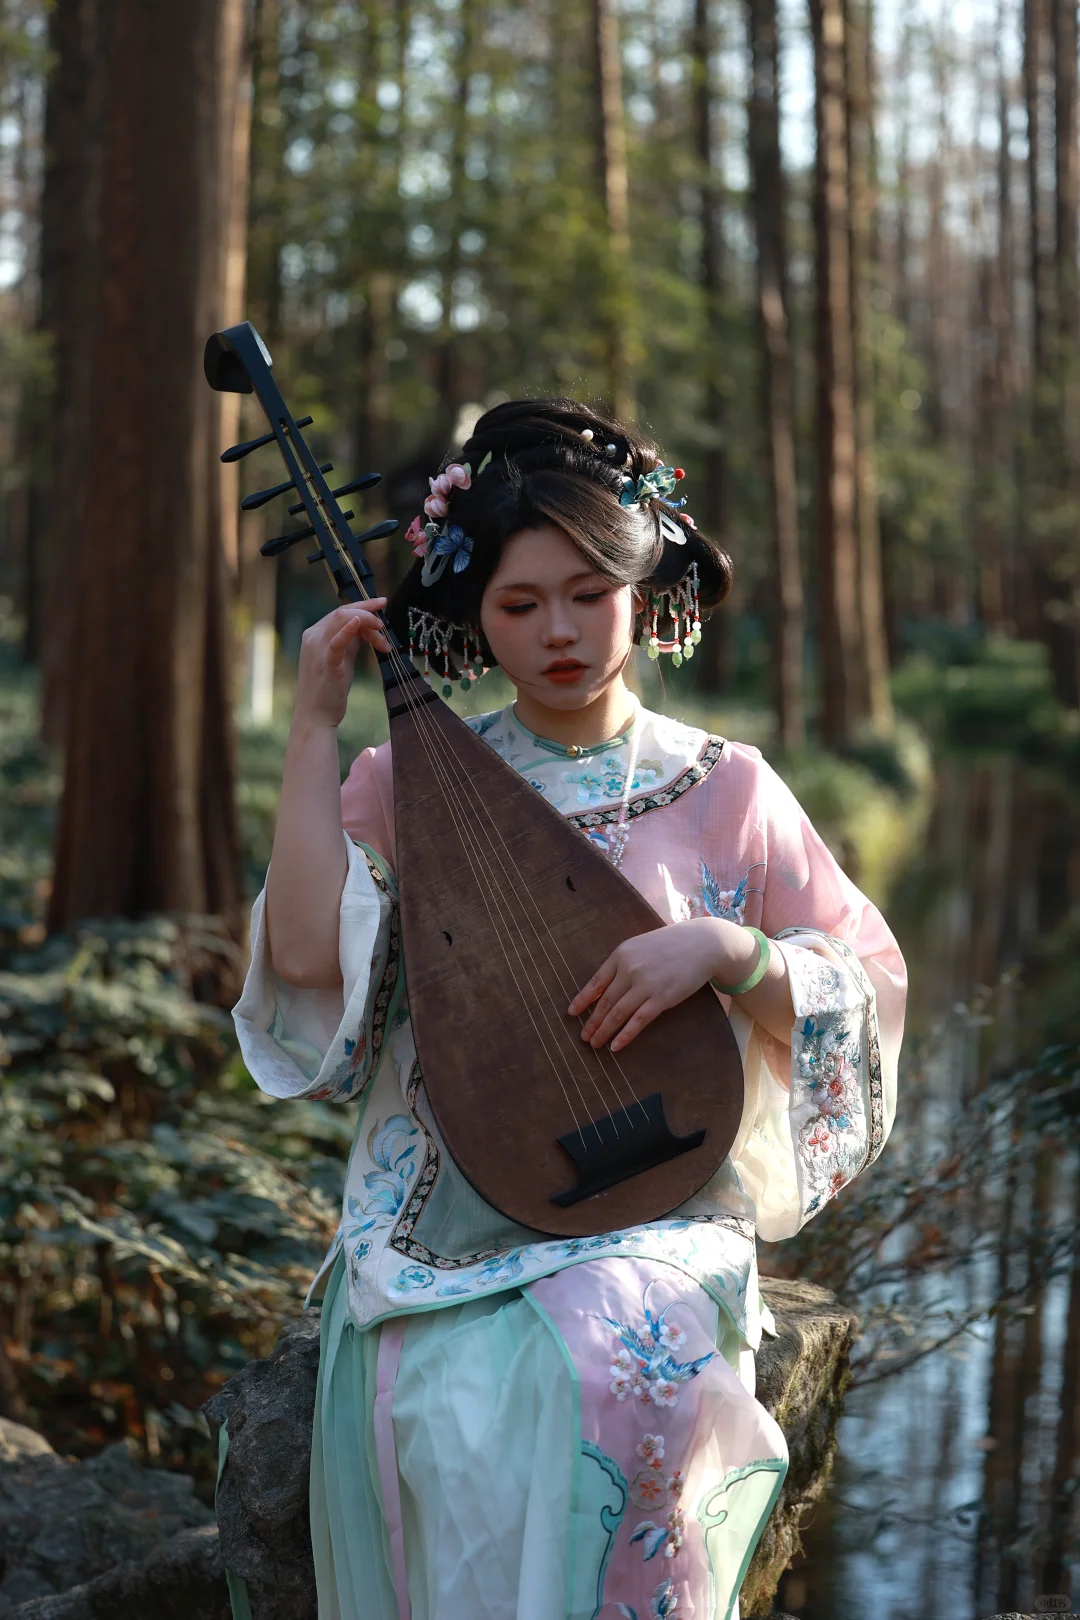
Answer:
[
  {"xmin": 424, "ymin": 461, "xmax": 472, "ymax": 522},
  {"xmin": 405, "ymin": 516, "xmax": 428, "ymax": 558}
]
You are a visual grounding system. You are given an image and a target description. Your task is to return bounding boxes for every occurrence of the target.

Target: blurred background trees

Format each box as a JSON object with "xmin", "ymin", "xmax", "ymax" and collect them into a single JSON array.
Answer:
[
  {"xmin": 6, "ymin": 0, "xmax": 1080, "ymax": 852},
  {"xmin": 1, "ymin": 0, "xmax": 1079, "ymax": 905}
]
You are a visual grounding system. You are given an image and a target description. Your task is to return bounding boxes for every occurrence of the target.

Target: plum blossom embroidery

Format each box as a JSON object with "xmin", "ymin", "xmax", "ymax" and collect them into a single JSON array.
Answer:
[
  {"xmin": 603, "ymin": 1295, "xmax": 713, "ymax": 1407},
  {"xmin": 629, "ymin": 1433, "xmax": 687, "ymax": 1558},
  {"xmin": 616, "ymin": 1578, "xmax": 680, "ymax": 1619},
  {"xmin": 792, "ymin": 1011, "xmax": 868, "ymax": 1216},
  {"xmin": 690, "ymin": 859, "xmax": 765, "ymax": 925},
  {"xmin": 800, "ymin": 956, "xmax": 845, "ymax": 1015}
]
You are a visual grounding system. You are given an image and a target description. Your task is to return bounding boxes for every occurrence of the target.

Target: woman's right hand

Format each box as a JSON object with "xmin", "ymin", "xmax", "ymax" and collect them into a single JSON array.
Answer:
[{"xmin": 294, "ymin": 600, "xmax": 389, "ymax": 728}]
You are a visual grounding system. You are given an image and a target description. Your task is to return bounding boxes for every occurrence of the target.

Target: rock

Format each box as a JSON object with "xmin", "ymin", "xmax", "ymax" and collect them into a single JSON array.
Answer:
[
  {"xmin": 205, "ymin": 1278, "xmax": 860, "ymax": 1620},
  {"xmin": 7, "ymin": 1527, "xmax": 229, "ymax": 1620},
  {"xmin": 0, "ymin": 1417, "xmax": 217, "ymax": 1617},
  {"xmin": 203, "ymin": 1316, "xmax": 321, "ymax": 1620},
  {"xmin": 0, "ymin": 1421, "xmax": 55, "ymax": 1465},
  {"xmin": 737, "ymin": 1277, "xmax": 860, "ymax": 1620}
]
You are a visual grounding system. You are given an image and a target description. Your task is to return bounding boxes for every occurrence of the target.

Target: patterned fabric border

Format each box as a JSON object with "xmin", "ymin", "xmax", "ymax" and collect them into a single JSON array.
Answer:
[
  {"xmin": 360, "ymin": 849, "xmax": 401, "ymax": 1089},
  {"xmin": 388, "ymin": 1061, "xmax": 508, "ymax": 1270},
  {"xmin": 821, "ymin": 933, "xmax": 885, "ymax": 1166},
  {"xmin": 567, "ymin": 735, "xmax": 726, "ymax": 832},
  {"xmin": 698, "ymin": 1214, "xmax": 755, "ymax": 1243},
  {"xmin": 775, "ymin": 925, "xmax": 884, "ymax": 1174}
]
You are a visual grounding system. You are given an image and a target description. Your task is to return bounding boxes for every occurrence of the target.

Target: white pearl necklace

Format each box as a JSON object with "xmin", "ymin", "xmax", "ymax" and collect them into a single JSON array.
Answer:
[{"xmin": 604, "ymin": 702, "xmax": 642, "ymax": 870}]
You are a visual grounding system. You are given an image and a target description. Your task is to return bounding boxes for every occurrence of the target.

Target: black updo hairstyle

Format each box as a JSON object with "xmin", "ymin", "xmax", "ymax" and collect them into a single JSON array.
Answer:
[{"xmin": 385, "ymin": 397, "xmax": 733, "ymax": 668}]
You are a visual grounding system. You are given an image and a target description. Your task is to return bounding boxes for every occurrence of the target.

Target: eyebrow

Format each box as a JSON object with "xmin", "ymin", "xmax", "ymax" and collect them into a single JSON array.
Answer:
[{"xmin": 493, "ymin": 571, "xmax": 606, "ymax": 592}]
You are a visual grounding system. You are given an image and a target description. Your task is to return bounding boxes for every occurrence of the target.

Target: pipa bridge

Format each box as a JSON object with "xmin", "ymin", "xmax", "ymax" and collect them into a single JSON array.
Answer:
[{"xmin": 551, "ymin": 1092, "xmax": 706, "ymax": 1208}]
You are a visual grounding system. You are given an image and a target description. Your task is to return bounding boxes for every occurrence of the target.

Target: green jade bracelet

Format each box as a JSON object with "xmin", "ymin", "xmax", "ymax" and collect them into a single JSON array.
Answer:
[{"xmin": 713, "ymin": 926, "xmax": 771, "ymax": 997}]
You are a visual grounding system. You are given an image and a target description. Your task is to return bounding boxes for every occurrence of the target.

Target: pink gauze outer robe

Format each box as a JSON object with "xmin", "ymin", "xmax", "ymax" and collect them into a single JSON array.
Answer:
[{"xmin": 231, "ymin": 702, "xmax": 907, "ymax": 1620}]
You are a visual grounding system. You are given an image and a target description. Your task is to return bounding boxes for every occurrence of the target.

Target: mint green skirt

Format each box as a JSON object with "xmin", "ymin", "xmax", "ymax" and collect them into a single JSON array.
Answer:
[
  {"xmin": 310, "ymin": 1252, "xmax": 581, "ymax": 1619},
  {"xmin": 305, "ymin": 1252, "xmax": 786, "ymax": 1620}
]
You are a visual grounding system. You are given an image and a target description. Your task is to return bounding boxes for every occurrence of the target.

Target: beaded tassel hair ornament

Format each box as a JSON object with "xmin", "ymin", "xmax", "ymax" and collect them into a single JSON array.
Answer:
[
  {"xmin": 613, "ymin": 453, "xmax": 704, "ymax": 666},
  {"xmin": 407, "ymin": 608, "xmax": 486, "ymax": 698},
  {"xmin": 403, "ymin": 455, "xmax": 491, "ymax": 695},
  {"xmin": 643, "ymin": 562, "xmax": 702, "ymax": 668}
]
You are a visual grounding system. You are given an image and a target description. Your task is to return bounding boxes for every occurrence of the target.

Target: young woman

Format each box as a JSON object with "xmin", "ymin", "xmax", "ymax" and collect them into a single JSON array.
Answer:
[{"xmin": 233, "ymin": 399, "xmax": 906, "ymax": 1620}]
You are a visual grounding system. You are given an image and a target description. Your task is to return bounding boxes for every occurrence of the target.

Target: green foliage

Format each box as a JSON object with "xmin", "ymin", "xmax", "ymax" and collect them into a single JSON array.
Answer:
[
  {"xmin": 892, "ymin": 636, "xmax": 1067, "ymax": 755},
  {"xmin": 0, "ymin": 655, "xmax": 56, "ymax": 950},
  {"xmin": 0, "ymin": 914, "xmax": 349, "ymax": 1470},
  {"xmin": 0, "ymin": 666, "xmax": 350, "ymax": 1469}
]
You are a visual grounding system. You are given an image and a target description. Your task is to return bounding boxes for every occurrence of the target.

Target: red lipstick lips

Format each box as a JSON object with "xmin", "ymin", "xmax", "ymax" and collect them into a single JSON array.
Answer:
[{"xmin": 542, "ymin": 658, "xmax": 586, "ymax": 683}]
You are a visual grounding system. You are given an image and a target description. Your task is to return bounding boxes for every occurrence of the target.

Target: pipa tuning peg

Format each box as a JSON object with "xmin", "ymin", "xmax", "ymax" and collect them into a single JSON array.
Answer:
[
  {"xmin": 265, "ymin": 512, "xmax": 355, "ymax": 561},
  {"xmin": 241, "ymin": 461, "xmax": 332, "ymax": 512},
  {"xmin": 221, "ymin": 416, "xmax": 313, "ymax": 464},
  {"xmin": 289, "ymin": 470, "xmax": 382, "ymax": 515},
  {"xmin": 307, "ymin": 551, "xmax": 323, "ymax": 565},
  {"xmin": 355, "ymin": 518, "xmax": 399, "ymax": 544},
  {"xmin": 261, "ymin": 524, "xmax": 315, "ymax": 558},
  {"xmin": 331, "ymin": 473, "xmax": 382, "ymax": 499}
]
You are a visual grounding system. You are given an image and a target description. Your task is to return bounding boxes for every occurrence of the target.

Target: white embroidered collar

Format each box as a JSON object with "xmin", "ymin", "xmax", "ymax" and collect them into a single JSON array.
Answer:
[{"xmin": 465, "ymin": 702, "xmax": 711, "ymax": 814}]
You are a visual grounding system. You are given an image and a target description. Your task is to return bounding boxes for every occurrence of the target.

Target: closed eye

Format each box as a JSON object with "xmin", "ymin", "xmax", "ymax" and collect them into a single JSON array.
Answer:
[
  {"xmin": 575, "ymin": 590, "xmax": 609, "ymax": 604},
  {"xmin": 502, "ymin": 602, "xmax": 536, "ymax": 616}
]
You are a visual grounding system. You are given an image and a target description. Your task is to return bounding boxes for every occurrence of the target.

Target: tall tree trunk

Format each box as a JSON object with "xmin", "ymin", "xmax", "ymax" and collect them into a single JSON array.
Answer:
[
  {"xmin": 1026, "ymin": 0, "xmax": 1053, "ymax": 381},
  {"xmin": 48, "ymin": 0, "xmax": 249, "ymax": 938},
  {"xmin": 1053, "ymin": 0, "xmax": 1078, "ymax": 353},
  {"xmin": 247, "ymin": 0, "xmax": 285, "ymax": 347},
  {"xmin": 979, "ymin": 1, "xmax": 1019, "ymax": 632},
  {"xmin": 1025, "ymin": 0, "xmax": 1079, "ymax": 699},
  {"xmin": 690, "ymin": 0, "xmax": 732, "ymax": 694},
  {"xmin": 746, "ymin": 0, "xmax": 805, "ymax": 746},
  {"xmin": 810, "ymin": 0, "xmax": 862, "ymax": 747},
  {"xmin": 893, "ymin": 22, "xmax": 914, "ymax": 330},
  {"xmin": 436, "ymin": 0, "xmax": 476, "ymax": 433},
  {"xmin": 35, "ymin": 0, "xmax": 105, "ymax": 743},
  {"xmin": 845, "ymin": 0, "xmax": 891, "ymax": 731},
  {"xmin": 692, "ymin": 0, "xmax": 726, "ymax": 545},
  {"xmin": 925, "ymin": 38, "xmax": 951, "ymax": 445},
  {"xmin": 590, "ymin": 0, "xmax": 635, "ymax": 421}
]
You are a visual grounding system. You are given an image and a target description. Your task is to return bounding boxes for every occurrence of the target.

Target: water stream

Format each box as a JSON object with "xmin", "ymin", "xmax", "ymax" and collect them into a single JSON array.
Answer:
[{"xmin": 774, "ymin": 757, "xmax": 1080, "ymax": 1619}]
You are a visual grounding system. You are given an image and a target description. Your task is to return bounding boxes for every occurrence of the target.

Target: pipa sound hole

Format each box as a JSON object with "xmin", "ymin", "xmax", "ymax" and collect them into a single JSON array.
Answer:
[{"xmin": 551, "ymin": 1093, "xmax": 706, "ymax": 1208}]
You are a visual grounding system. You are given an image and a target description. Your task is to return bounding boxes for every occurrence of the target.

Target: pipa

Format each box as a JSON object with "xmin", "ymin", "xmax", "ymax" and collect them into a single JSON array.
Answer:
[{"xmin": 205, "ymin": 321, "xmax": 744, "ymax": 1237}]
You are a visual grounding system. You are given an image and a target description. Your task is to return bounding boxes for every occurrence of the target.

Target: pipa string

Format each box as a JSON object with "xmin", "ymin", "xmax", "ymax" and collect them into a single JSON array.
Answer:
[
  {"xmin": 380, "ymin": 638, "xmax": 637, "ymax": 1134},
  {"xmin": 377, "ymin": 629, "xmax": 651, "ymax": 1130},
  {"xmin": 379, "ymin": 637, "xmax": 648, "ymax": 1130},
  {"xmin": 344, "ymin": 566, "xmax": 648, "ymax": 1129}
]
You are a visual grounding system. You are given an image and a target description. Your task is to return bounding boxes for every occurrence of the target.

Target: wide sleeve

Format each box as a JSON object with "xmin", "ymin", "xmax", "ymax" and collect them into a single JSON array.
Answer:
[
  {"xmin": 728, "ymin": 758, "xmax": 907, "ymax": 1241},
  {"xmin": 232, "ymin": 749, "xmax": 403, "ymax": 1104}
]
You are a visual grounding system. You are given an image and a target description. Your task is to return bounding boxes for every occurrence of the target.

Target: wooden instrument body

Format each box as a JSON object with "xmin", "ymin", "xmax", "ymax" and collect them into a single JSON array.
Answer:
[{"xmin": 387, "ymin": 668, "xmax": 745, "ymax": 1237}]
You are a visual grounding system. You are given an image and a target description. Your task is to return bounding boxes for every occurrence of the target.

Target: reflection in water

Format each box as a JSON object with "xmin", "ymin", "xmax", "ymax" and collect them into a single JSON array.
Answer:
[{"xmin": 772, "ymin": 758, "xmax": 1080, "ymax": 1619}]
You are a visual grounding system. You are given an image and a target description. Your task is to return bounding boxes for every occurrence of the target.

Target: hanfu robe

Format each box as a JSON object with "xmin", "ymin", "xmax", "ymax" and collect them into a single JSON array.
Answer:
[{"xmin": 232, "ymin": 703, "xmax": 906, "ymax": 1620}]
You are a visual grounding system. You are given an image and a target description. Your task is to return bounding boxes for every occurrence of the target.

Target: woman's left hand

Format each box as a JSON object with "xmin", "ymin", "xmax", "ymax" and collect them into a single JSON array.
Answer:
[{"xmin": 568, "ymin": 917, "xmax": 753, "ymax": 1053}]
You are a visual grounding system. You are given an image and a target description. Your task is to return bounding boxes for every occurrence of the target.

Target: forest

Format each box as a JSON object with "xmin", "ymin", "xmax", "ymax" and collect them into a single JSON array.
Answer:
[{"xmin": 2, "ymin": 0, "xmax": 1080, "ymax": 1614}]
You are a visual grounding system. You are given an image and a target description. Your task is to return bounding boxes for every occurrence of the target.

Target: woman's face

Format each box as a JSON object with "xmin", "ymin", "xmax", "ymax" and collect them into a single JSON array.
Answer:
[{"xmin": 479, "ymin": 524, "xmax": 637, "ymax": 712}]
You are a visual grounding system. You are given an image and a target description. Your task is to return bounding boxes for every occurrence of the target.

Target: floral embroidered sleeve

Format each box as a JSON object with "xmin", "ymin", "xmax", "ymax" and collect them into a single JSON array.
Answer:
[
  {"xmin": 232, "ymin": 832, "xmax": 402, "ymax": 1105},
  {"xmin": 727, "ymin": 760, "xmax": 907, "ymax": 1240}
]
